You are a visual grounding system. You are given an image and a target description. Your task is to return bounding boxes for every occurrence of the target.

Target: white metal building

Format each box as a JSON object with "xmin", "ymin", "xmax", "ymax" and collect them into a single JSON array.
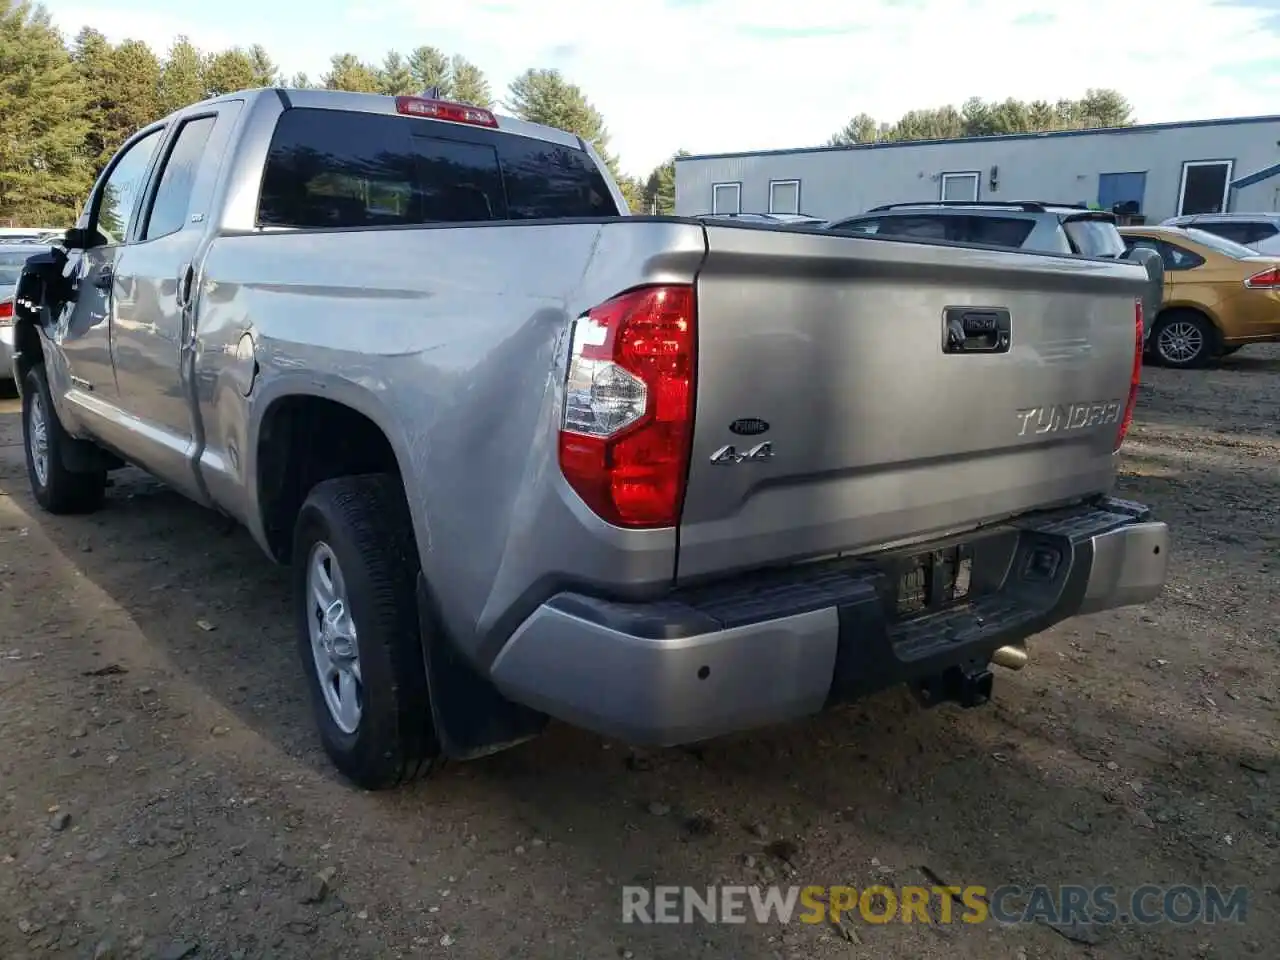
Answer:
[{"xmin": 674, "ymin": 115, "xmax": 1280, "ymax": 224}]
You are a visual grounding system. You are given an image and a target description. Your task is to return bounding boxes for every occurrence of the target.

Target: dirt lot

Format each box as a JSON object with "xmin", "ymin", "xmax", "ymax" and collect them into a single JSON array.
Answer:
[{"xmin": 0, "ymin": 349, "xmax": 1277, "ymax": 960}]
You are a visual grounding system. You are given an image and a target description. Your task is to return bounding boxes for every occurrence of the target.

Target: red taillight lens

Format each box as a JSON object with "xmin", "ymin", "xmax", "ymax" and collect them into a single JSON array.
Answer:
[
  {"xmin": 1244, "ymin": 265, "xmax": 1280, "ymax": 289},
  {"xmin": 0, "ymin": 299, "xmax": 13, "ymax": 323},
  {"xmin": 1116, "ymin": 298, "xmax": 1143, "ymax": 452},
  {"xmin": 558, "ymin": 285, "xmax": 696, "ymax": 528},
  {"xmin": 394, "ymin": 95, "xmax": 498, "ymax": 128}
]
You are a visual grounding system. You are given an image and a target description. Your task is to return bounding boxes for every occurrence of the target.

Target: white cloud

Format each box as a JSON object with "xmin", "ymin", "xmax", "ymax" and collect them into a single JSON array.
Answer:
[{"xmin": 46, "ymin": 0, "xmax": 1280, "ymax": 176}]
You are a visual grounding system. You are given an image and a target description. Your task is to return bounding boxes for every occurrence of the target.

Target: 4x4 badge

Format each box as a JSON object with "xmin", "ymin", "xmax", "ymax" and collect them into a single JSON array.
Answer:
[{"xmin": 710, "ymin": 442, "xmax": 773, "ymax": 465}]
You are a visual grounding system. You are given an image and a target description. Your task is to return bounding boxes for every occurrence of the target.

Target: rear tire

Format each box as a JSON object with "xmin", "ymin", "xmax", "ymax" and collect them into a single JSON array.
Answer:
[
  {"xmin": 1149, "ymin": 309, "xmax": 1217, "ymax": 369},
  {"xmin": 292, "ymin": 473, "xmax": 440, "ymax": 790},
  {"xmin": 22, "ymin": 364, "xmax": 107, "ymax": 514}
]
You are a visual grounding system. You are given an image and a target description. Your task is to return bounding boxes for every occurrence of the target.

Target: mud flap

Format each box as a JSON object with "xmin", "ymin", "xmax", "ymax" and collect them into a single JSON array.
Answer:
[{"xmin": 416, "ymin": 573, "xmax": 548, "ymax": 761}]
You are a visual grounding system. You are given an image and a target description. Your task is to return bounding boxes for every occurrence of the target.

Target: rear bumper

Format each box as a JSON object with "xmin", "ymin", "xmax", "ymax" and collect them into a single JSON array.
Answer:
[{"xmin": 490, "ymin": 497, "xmax": 1169, "ymax": 746}]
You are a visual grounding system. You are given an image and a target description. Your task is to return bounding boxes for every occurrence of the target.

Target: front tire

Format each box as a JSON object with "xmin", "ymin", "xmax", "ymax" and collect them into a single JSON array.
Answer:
[
  {"xmin": 292, "ymin": 473, "xmax": 440, "ymax": 789},
  {"xmin": 22, "ymin": 364, "xmax": 107, "ymax": 514},
  {"xmin": 1150, "ymin": 310, "xmax": 1217, "ymax": 369}
]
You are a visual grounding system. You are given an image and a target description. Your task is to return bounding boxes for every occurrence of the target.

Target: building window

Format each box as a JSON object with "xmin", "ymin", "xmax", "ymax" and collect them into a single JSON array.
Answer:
[
  {"xmin": 940, "ymin": 171, "xmax": 980, "ymax": 203},
  {"xmin": 712, "ymin": 182, "xmax": 741, "ymax": 215},
  {"xmin": 1177, "ymin": 160, "xmax": 1233, "ymax": 216},
  {"xmin": 768, "ymin": 179, "xmax": 800, "ymax": 215}
]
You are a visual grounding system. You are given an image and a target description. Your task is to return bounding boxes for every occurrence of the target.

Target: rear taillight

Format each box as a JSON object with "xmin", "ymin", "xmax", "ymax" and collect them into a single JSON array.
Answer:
[
  {"xmin": 1116, "ymin": 298, "xmax": 1143, "ymax": 452},
  {"xmin": 1244, "ymin": 265, "xmax": 1280, "ymax": 289},
  {"xmin": 0, "ymin": 299, "xmax": 13, "ymax": 324},
  {"xmin": 558, "ymin": 285, "xmax": 696, "ymax": 528}
]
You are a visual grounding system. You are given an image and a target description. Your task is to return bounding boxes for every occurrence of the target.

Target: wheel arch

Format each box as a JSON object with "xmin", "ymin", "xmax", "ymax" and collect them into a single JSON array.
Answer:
[{"xmin": 247, "ymin": 378, "xmax": 420, "ymax": 564}]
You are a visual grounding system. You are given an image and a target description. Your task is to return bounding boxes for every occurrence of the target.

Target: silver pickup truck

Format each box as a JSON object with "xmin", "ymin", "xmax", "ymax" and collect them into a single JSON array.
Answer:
[{"xmin": 11, "ymin": 88, "xmax": 1170, "ymax": 790}]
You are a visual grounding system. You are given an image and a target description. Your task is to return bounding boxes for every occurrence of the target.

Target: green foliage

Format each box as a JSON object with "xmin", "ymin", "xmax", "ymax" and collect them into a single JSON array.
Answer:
[
  {"xmin": 323, "ymin": 53, "xmax": 381, "ymax": 93},
  {"xmin": 506, "ymin": 68, "xmax": 614, "ymax": 169},
  {"xmin": 450, "ymin": 56, "xmax": 491, "ymax": 109},
  {"xmin": 202, "ymin": 48, "xmax": 258, "ymax": 97},
  {"xmin": 829, "ymin": 90, "xmax": 1135, "ymax": 146},
  {"xmin": 407, "ymin": 45, "xmax": 450, "ymax": 94},
  {"xmin": 158, "ymin": 36, "xmax": 204, "ymax": 114},
  {"xmin": 0, "ymin": 1, "xmax": 92, "ymax": 225},
  {"xmin": 0, "ymin": 9, "xmax": 1142, "ymax": 228},
  {"xmin": 641, "ymin": 149, "xmax": 688, "ymax": 215},
  {"xmin": 378, "ymin": 52, "xmax": 417, "ymax": 96}
]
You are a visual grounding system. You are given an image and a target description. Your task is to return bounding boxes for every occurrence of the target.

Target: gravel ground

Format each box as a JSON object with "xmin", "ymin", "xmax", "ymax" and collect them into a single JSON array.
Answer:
[{"xmin": 0, "ymin": 348, "xmax": 1277, "ymax": 960}]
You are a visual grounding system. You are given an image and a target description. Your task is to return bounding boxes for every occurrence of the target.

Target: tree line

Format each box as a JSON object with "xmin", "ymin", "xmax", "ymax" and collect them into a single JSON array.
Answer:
[
  {"xmin": 827, "ymin": 90, "xmax": 1135, "ymax": 145},
  {"xmin": 1, "ymin": 0, "xmax": 1136, "ymax": 225}
]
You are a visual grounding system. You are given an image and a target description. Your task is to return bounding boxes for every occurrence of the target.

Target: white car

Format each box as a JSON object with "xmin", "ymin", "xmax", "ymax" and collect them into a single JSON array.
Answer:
[{"xmin": 1161, "ymin": 213, "xmax": 1280, "ymax": 256}]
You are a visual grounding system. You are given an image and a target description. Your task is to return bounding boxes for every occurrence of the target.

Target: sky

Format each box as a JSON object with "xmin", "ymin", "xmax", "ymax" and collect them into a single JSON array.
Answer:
[{"xmin": 44, "ymin": 0, "xmax": 1280, "ymax": 177}]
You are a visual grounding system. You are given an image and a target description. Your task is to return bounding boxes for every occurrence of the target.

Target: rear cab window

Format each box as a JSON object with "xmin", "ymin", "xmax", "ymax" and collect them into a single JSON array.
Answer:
[{"xmin": 257, "ymin": 108, "xmax": 619, "ymax": 228}]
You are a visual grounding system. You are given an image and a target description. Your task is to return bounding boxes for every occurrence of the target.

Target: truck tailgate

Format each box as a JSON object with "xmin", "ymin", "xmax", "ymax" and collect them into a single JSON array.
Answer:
[{"xmin": 678, "ymin": 226, "xmax": 1145, "ymax": 581}]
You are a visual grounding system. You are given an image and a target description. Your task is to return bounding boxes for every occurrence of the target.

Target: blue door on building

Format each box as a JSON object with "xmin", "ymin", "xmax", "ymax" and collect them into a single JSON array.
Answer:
[{"xmin": 1098, "ymin": 172, "xmax": 1147, "ymax": 213}]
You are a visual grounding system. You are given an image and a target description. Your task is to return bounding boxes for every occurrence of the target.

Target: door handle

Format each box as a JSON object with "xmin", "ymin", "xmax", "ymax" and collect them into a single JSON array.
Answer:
[
  {"xmin": 93, "ymin": 267, "xmax": 114, "ymax": 291},
  {"xmin": 943, "ymin": 307, "xmax": 1012, "ymax": 354}
]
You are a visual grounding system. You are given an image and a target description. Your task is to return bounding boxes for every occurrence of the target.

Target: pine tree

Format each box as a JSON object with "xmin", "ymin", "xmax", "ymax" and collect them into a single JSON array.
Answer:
[
  {"xmin": 407, "ymin": 45, "xmax": 450, "ymax": 96},
  {"xmin": 0, "ymin": 0, "xmax": 93, "ymax": 224},
  {"xmin": 378, "ymin": 52, "xmax": 416, "ymax": 96},
  {"xmin": 323, "ymin": 53, "xmax": 381, "ymax": 93},
  {"xmin": 643, "ymin": 150, "xmax": 687, "ymax": 215},
  {"xmin": 506, "ymin": 68, "xmax": 614, "ymax": 167},
  {"xmin": 449, "ymin": 55, "xmax": 491, "ymax": 108},
  {"xmin": 69, "ymin": 26, "xmax": 114, "ymax": 166},
  {"xmin": 202, "ymin": 48, "xmax": 257, "ymax": 97},
  {"xmin": 247, "ymin": 44, "xmax": 278, "ymax": 87},
  {"xmin": 159, "ymin": 36, "xmax": 205, "ymax": 114}
]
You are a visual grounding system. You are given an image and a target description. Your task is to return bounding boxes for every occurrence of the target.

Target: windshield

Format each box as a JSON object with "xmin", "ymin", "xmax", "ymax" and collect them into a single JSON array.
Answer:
[
  {"xmin": 1183, "ymin": 227, "xmax": 1260, "ymax": 260},
  {"xmin": 1063, "ymin": 218, "xmax": 1126, "ymax": 258},
  {"xmin": 0, "ymin": 250, "xmax": 30, "ymax": 286}
]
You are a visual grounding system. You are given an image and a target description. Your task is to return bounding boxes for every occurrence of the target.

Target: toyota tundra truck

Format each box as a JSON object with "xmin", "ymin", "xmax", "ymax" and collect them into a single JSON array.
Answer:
[{"xmin": 11, "ymin": 88, "xmax": 1169, "ymax": 790}]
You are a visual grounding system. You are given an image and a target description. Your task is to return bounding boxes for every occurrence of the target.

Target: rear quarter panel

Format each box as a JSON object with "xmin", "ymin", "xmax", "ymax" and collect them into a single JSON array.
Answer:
[{"xmin": 193, "ymin": 219, "xmax": 706, "ymax": 664}]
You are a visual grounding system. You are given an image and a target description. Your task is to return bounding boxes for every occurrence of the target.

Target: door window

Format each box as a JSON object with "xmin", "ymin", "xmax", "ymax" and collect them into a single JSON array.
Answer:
[
  {"xmin": 142, "ymin": 116, "xmax": 218, "ymax": 241},
  {"xmin": 94, "ymin": 130, "xmax": 164, "ymax": 245}
]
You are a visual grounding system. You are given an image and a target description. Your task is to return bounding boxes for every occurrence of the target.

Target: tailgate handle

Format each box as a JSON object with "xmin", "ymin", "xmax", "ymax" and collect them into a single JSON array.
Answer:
[{"xmin": 944, "ymin": 307, "xmax": 1011, "ymax": 354}]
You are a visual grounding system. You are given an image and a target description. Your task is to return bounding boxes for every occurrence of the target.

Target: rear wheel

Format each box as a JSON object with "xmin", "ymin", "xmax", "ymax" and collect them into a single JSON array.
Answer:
[
  {"xmin": 1150, "ymin": 310, "xmax": 1217, "ymax": 369},
  {"xmin": 22, "ymin": 364, "xmax": 107, "ymax": 514},
  {"xmin": 292, "ymin": 473, "xmax": 440, "ymax": 789}
]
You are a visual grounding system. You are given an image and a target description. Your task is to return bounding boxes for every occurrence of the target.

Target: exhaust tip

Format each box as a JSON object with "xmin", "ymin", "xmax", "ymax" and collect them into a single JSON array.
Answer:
[{"xmin": 991, "ymin": 644, "xmax": 1028, "ymax": 671}]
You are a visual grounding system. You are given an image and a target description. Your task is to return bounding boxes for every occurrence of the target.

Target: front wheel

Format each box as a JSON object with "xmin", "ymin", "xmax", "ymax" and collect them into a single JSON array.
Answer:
[
  {"xmin": 1150, "ymin": 310, "xmax": 1217, "ymax": 369},
  {"xmin": 292, "ymin": 473, "xmax": 441, "ymax": 789},
  {"xmin": 22, "ymin": 364, "xmax": 107, "ymax": 514}
]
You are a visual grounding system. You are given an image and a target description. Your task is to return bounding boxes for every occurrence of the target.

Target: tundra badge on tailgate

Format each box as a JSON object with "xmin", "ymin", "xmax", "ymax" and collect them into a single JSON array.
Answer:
[{"xmin": 1016, "ymin": 400, "xmax": 1123, "ymax": 436}]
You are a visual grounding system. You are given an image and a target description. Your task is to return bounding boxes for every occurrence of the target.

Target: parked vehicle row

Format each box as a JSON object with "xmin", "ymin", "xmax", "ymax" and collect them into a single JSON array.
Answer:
[{"xmin": 11, "ymin": 88, "xmax": 1167, "ymax": 790}]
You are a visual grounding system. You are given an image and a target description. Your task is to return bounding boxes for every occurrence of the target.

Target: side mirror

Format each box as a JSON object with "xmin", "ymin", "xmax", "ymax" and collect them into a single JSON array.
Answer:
[
  {"xmin": 1123, "ymin": 247, "xmax": 1164, "ymax": 342},
  {"xmin": 63, "ymin": 227, "xmax": 92, "ymax": 250}
]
